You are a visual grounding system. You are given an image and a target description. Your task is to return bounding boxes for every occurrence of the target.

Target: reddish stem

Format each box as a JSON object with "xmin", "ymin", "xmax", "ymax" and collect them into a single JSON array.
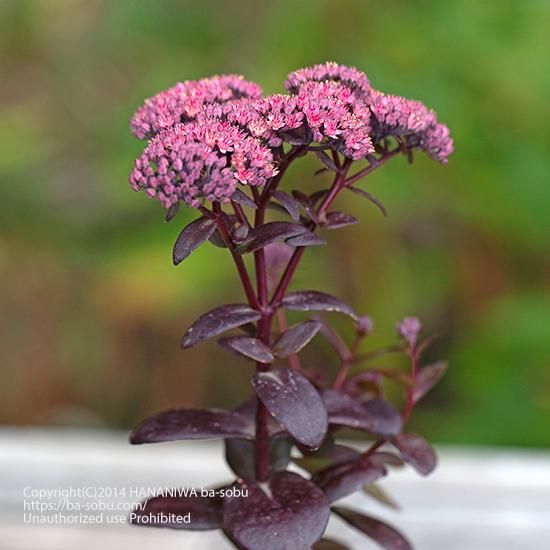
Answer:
[
  {"xmin": 212, "ymin": 203, "xmax": 260, "ymax": 310},
  {"xmin": 332, "ymin": 333, "xmax": 362, "ymax": 390},
  {"xmin": 270, "ymin": 161, "xmax": 351, "ymax": 307},
  {"xmin": 402, "ymin": 345, "xmax": 419, "ymax": 423},
  {"xmin": 252, "ymin": 147, "xmax": 304, "ymax": 481},
  {"xmin": 344, "ymin": 148, "xmax": 400, "ymax": 187}
]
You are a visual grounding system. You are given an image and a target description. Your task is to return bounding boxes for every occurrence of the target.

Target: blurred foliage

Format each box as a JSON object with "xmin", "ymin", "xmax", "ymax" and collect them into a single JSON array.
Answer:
[{"xmin": 0, "ymin": 0, "xmax": 549, "ymax": 446}]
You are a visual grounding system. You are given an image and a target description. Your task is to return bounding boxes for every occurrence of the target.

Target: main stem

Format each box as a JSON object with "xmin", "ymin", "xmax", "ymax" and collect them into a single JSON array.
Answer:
[
  {"xmin": 235, "ymin": 147, "xmax": 399, "ymax": 480},
  {"xmin": 253, "ymin": 148, "xmax": 303, "ymax": 481}
]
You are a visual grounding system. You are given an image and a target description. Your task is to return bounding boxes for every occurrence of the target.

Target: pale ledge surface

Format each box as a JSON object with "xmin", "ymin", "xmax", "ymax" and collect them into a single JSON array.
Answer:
[{"xmin": 1, "ymin": 427, "xmax": 549, "ymax": 550}]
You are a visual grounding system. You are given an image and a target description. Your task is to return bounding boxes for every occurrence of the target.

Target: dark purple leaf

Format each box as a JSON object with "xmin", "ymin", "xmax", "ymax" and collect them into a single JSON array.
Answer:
[
  {"xmin": 310, "ymin": 189, "xmax": 330, "ymax": 205},
  {"xmin": 370, "ymin": 452, "xmax": 405, "ymax": 468},
  {"xmin": 208, "ymin": 229, "xmax": 228, "ymax": 248},
  {"xmin": 286, "ymin": 231, "xmax": 326, "ymax": 247},
  {"xmin": 272, "ymin": 190, "xmax": 300, "ymax": 221},
  {"xmin": 391, "ymin": 432, "xmax": 437, "ymax": 475},
  {"xmin": 225, "ymin": 435, "xmax": 292, "ymax": 478},
  {"xmin": 333, "ymin": 507, "xmax": 413, "ymax": 550},
  {"xmin": 413, "ymin": 361, "xmax": 448, "ymax": 403},
  {"xmin": 281, "ymin": 290, "xmax": 358, "ymax": 321},
  {"xmin": 363, "ymin": 483, "xmax": 401, "ymax": 510},
  {"xmin": 231, "ymin": 188, "xmax": 257, "ymax": 209},
  {"xmin": 322, "ymin": 390, "xmax": 402, "ymax": 436},
  {"xmin": 223, "ymin": 472, "xmax": 330, "ymax": 550},
  {"xmin": 291, "ymin": 190, "xmax": 318, "ymax": 222},
  {"xmin": 230, "ymin": 223, "xmax": 249, "ymax": 243},
  {"xmin": 131, "ymin": 491, "xmax": 222, "ymax": 530},
  {"xmin": 347, "ymin": 186, "xmax": 388, "ymax": 216},
  {"xmin": 322, "ymin": 212, "xmax": 359, "ymax": 230},
  {"xmin": 172, "ymin": 216, "xmax": 217, "ymax": 265},
  {"xmin": 219, "ymin": 336, "xmax": 274, "ymax": 363},
  {"xmin": 130, "ymin": 408, "xmax": 254, "ymax": 444},
  {"xmin": 208, "ymin": 213, "xmax": 238, "ymax": 248},
  {"xmin": 316, "ymin": 150, "xmax": 338, "ymax": 171},
  {"xmin": 181, "ymin": 304, "xmax": 261, "ymax": 348},
  {"xmin": 313, "ymin": 457, "xmax": 387, "ymax": 502},
  {"xmin": 295, "ymin": 443, "xmax": 359, "ymax": 474},
  {"xmin": 272, "ymin": 320, "xmax": 321, "ymax": 357},
  {"xmin": 232, "ymin": 398, "xmax": 284, "ymax": 438},
  {"xmin": 164, "ymin": 201, "xmax": 180, "ymax": 222},
  {"xmin": 363, "ymin": 399, "xmax": 403, "ymax": 436},
  {"xmin": 314, "ymin": 538, "xmax": 351, "ymax": 550},
  {"xmin": 252, "ymin": 367, "xmax": 328, "ymax": 449},
  {"xmin": 235, "ymin": 222, "xmax": 306, "ymax": 254}
]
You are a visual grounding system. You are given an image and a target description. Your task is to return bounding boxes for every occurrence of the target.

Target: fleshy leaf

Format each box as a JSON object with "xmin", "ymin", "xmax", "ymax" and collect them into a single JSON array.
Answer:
[
  {"xmin": 413, "ymin": 361, "xmax": 448, "ymax": 403},
  {"xmin": 291, "ymin": 190, "xmax": 318, "ymax": 222},
  {"xmin": 181, "ymin": 304, "xmax": 261, "ymax": 348},
  {"xmin": 272, "ymin": 320, "xmax": 322, "ymax": 357},
  {"xmin": 224, "ymin": 435, "xmax": 292, "ymax": 479},
  {"xmin": 131, "ymin": 492, "xmax": 222, "ymax": 530},
  {"xmin": 164, "ymin": 201, "xmax": 180, "ymax": 222},
  {"xmin": 231, "ymin": 188, "xmax": 257, "ymax": 209},
  {"xmin": 391, "ymin": 432, "xmax": 437, "ymax": 475},
  {"xmin": 295, "ymin": 443, "xmax": 359, "ymax": 475},
  {"xmin": 314, "ymin": 538, "xmax": 351, "ymax": 550},
  {"xmin": 333, "ymin": 507, "xmax": 413, "ymax": 550},
  {"xmin": 280, "ymin": 290, "xmax": 358, "ymax": 321},
  {"xmin": 223, "ymin": 472, "xmax": 330, "ymax": 550},
  {"xmin": 219, "ymin": 336, "xmax": 274, "ymax": 363},
  {"xmin": 232, "ymin": 398, "xmax": 284, "ymax": 438},
  {"xmin": 173, "ymin": 216, "xmax": 217, "ymax": 265},
  {"xmin": 370, "ymin": 452, "xmax": 405, "ymax": 468},
  {"xmin": 322, "ymin": 390, "xmax": 402, "ymax": 436},
  {"xmin": 230, "ymin": 222, "xmax": 249, "ymax": 243},
  {"xmin": 363, "ymin": 483, "xmax": 401, "ymax": 510},
  {"xmin": 272, "ymin": 190, "xmax": 300, "ymax": 221},
  {"xmin": 235, "ymin": 221, "xmax": 306, "ymax": 254},
  {"xmin": 322, "ymin": 212, "xmax": 359, "ymax": 229},
  {"xmin": 315, "ymin": 150, "xmax": 338, "ymax": 171},
  {"xmin": 346, "ymin": 186, "xmax": 388, "ymax": 216},
  {"xmin": 286, "ymin": 231, "xmax": 326, "ymax": 247},
  {"xmin": 252, "ymin": 367, "xmax": 328, "ymax": 449},
  {"xmin": 313, "ymin": 456, "xmax": 387, "ymax": 502},
  {"xmin": 130, "ymin": 408, "xmax": 253, "ymax": 444}
]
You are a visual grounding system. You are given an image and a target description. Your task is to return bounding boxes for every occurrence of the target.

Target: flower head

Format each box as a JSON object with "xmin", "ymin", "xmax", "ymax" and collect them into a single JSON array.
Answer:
[
  {"xmin": 129, "ymin": 120, "xmax": 277, "ymax": 208},
  {"xmin": 130, "ymin": 75, "xmax": 263, "ymax": 140},
  {"xmin": 421, "ymin": 122, "xmax": 454, "ymax": 164},
  {"xmin": 370, "ymin": 92, "xmax": 454, "ymax": 163},
  {"xmin": 285, "ymin": 62, "xmax": 373, "ymax": 103},
  {"xmin": 397, "ymin": 317, "xmax": 423, "ymax": 347},
  {"xmin": 370, "ymin": 93, "xmax": 435, "ymax": 137}
]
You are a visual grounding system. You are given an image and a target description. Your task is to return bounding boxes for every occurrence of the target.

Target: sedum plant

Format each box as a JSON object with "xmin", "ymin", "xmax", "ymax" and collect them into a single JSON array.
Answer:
[{"xmin": 127, "ymin": 63, "xmax": 452, "ymax": 550}]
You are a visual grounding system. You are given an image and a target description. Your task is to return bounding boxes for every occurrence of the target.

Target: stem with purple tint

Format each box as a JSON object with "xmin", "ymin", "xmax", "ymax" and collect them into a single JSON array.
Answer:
[
  {"xmin": 270, "ymin": 147, "xmax": 399, "ymax": 309},
  {"xmin": 252, "ymin": 147, "xmax": 304, "ymax": 481},
  {"xmin": 402, "ymin": 344, "xmax": 419, "ymax": 423},
  {"xmin": 223, "ymin": 147, "xmax": 402, "ymax": 481},
  {"xmin": 211, "ymin": 203, "xmax": 259, "ymax": 310}
]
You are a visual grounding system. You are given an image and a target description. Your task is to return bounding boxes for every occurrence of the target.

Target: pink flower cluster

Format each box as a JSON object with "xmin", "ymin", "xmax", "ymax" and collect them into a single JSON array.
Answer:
[
  {"xmin": 129, "ymin": 119, "xmax": 277, "ymax": 208},
  {"xmin": 130, "ymin": 75, "xmax": 263, "ymax": 140},
  {"xmin": 285, "ymin": 61, "xmax": 373, "ymax": 103},
  {"xmin": 421, "ymin": 121, "xmax": 454, "ymax": 164},
  {"xmin": 199, "ymin": 88, "xmax": 373, "ymax": 159},
  {"xmin": 129, "ymin": 64, "xmax": 454, "ymax": 208},
  {"xmin": 370, "ymin": 92, "xmax": 453, "ymax": 163}
]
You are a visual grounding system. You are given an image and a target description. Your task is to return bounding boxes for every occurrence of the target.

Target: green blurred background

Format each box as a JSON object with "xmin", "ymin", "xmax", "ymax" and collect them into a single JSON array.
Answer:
[{"xmin": 1, "ymin": 0, "xmax": 549, "ymax": 446}]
